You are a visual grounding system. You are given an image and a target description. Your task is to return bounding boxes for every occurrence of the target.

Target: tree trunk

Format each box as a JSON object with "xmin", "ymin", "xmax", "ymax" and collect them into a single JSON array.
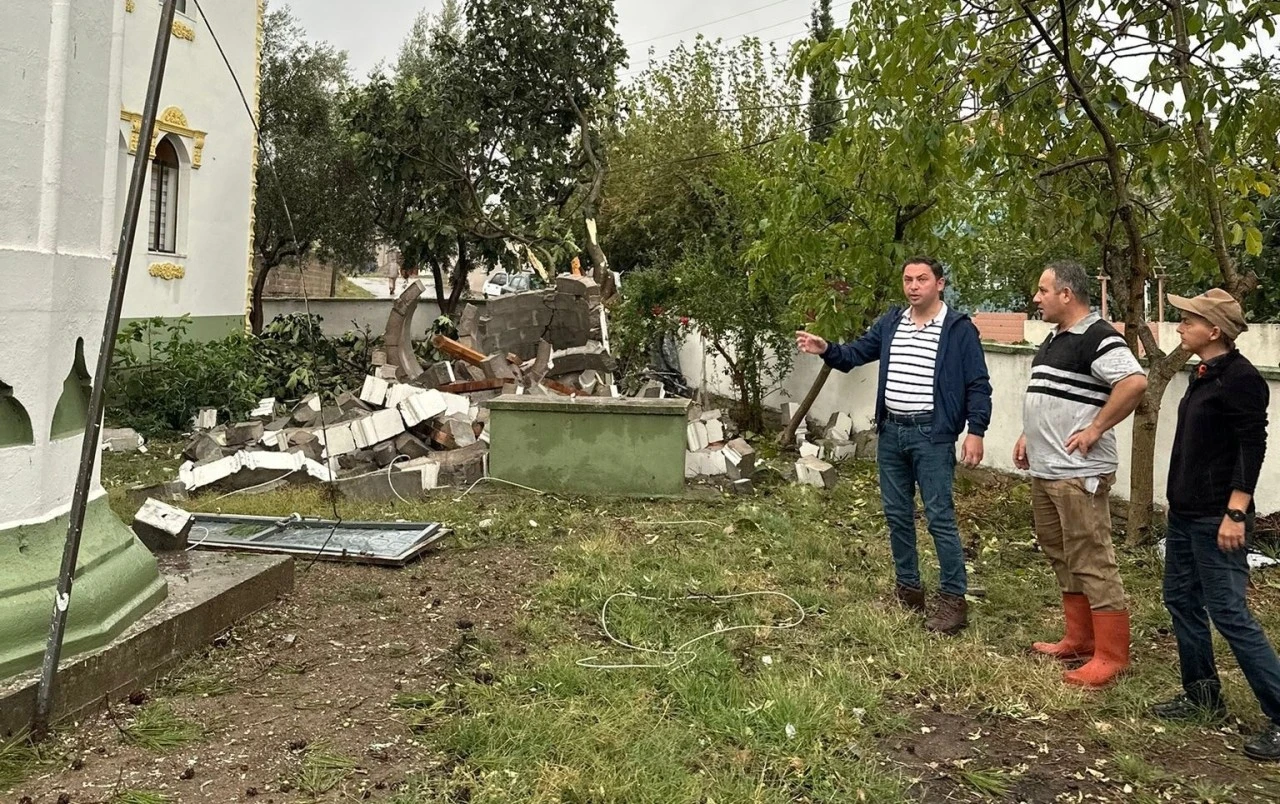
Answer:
[
  {"xmin": 777, "ymin": 364, "xmax": 832, "ymax": 447},
  {"xmin": 442, "ymin": 235, "xmax": 471, "ymax": 318},
  {"xmin": 249, "ymin": 256, "xmax": 274, "ymax": 335},
  {"xmin": 1125, "ymin": 351, "xmax": 1187, "ymax": 544},
  {"xmin": 328, "ymin": 263, "xmax": 339, "ymax": 298},
  {"xmin": 428, "ymin": 256, "xmax": 446, "ymax": 311}
]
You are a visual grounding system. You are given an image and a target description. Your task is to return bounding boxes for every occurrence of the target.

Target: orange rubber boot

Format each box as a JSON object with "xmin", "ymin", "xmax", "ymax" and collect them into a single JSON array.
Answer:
[
  {"xmin": 1063, "ymin": 610, "xmax": 1129, "ymax": 688},
  {"xmin": 1033, "ymin": 592, "xmax": 1094, "ymax": 661}
]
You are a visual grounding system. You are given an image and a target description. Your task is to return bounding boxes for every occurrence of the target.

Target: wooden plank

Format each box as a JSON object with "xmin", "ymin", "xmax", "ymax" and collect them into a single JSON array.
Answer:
[
  {"xmin": 541, "ymin": 379, "xmax": 578, "ymax": 397},
  {"xmin": 436, "ymin": 378, "xmax": 506, "ymax": 394},
  {"xmin": 431, "ymin": 334, "xmax": 487, "ymax": 366}
]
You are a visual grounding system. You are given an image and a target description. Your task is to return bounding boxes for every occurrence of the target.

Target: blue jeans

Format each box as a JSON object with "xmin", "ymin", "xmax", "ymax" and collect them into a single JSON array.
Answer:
[
  {"xmin": 876, "ymin": 418, "xmax": 967, "ymax": 596},
  {"xmin": 1163, "ymin": 512, "xmax": 1280, "ymax": 722}
]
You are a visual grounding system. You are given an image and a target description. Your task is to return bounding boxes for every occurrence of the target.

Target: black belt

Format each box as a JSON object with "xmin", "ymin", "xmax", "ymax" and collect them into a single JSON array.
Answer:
[{"xmin": 885, "ymin": 410, "xmax": 933, "ymax": 425}]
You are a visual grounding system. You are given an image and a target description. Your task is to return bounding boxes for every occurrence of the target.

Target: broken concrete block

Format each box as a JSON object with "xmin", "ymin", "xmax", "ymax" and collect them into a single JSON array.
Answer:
[
  {"xmin": 685, "ymin": 421, "xmax": 708, "ymax": 452},
  {"xmin": 826, "ymin": 411, "xmax": 854, "ymax": 442},
  {"xmin": 796, "ymin": 456, "xmax": 838, "ymax": 489},
  {"xmin": 131, "ymin": 498, "xmax": 193, "ymax": 552},
  {"xmin": 237, "ymin": 449, "xmax": 306, "ymax": 473},
  {"xmin": 440, "ymin": 413, "xmax": 478, "ymax": 448},
  {"xmin": 688, "ymin": 448, "xmax": 728, "ymax": 476},
  {"xmin": 192, "ymin": 407, "xmax": 218, "ymax": 430},
  {"xmin": 290, "ymin": 394, "xmax": 322, "ymax": 426},
  {"xmin": 265, "ymin": 415, "xmax": 291, "ymax": 432},
  {"xmin": 371, "ymin": 348, "xmax": 388, "ymax": 366},
  {"xmin": 224, "ymin": 421, "xmax": 265, "ymax": 447},
  {"xmin": 338, "ymin": 462, "xmax": 436, "ymax": 502},
  {"xmin": 457, "ymin": 304, "xmax": 481, "ymax": 337},
  {"xmin": 732, "ymin": 478, "xmax": 754, "ymax": 495},
  {"xmin": 441, "ymin": 392, "xmax": 471, "ymax": 418},
  {"xmin": 480, "ymin": 354, "xmax": 517, "ymax": 381},
  {"xmin": 853, "ymin": 430, "xmax": 879, "ymax": 461},
  {"xmin": 372, "ymin": 441, "xmax": 398, "ymax": 467},
  {"xmin": 700, "ymin": 409, "xmax": 723, "ymax": 421},
  {"xmin": 101, "ymin": 427, "xmax": 144, "ymax": 453},
  {"xmin": 336, "ymin": 392, "xmax": 373, "ymax": 416},
  {"xmin": 579, "ymin": 369, "xmax": 600, "ymax": 395},
  {"xmin": 183, "ymin": 432, "xmax": 223, "ymax": 464},
  {"xmin": 316, "ymin": 421, "xmax": 358, "ymax": 459},
  {"xmin": 179, "ymin": 455, "xmax": 240, "ymax": 490},
  {"xmin": 704, "ymin": 418, "xmax": 725, "ymax": 445},
  {"xmin": 416, "ymin": 361, "xmax": 457, "ymax": 389},
  {"xmin": 530, "ymin": 339, "xmax": 554, "ymax": 382},
  {"xmin": 393, "ymin": 432, "xmax": 432, "ymax": 460},
  {"xmin": 399, "ymin": 389, "xmax": 448, "ymax": 428},
  {"xmin": 384, "ymin": 382, "xmax": 424, "ymax": 410},
  {"xmin": 338, "ymin": 449, "xmax": 379, "ymax": 475},
  {"xmin": 432, "ymin": 441, "xmax": 488, "ymax": 487},
  {"xmin": 352, "ymin": 408, "xmax": 407, "ymax": 450},
  {"xmin": 638, "ymin": 380, "xmax": 665, "ymax": 398},
  {"xmin": 799, "ymin": 441, "xmax": 821, "ymax": 459},
  {"xmin": 377, "ymin": 365, "xmax": 399, "ymax": 381},
  {"xmin": 360, "ymin": 374, "xmax": 390, "ymax": 407},
  {"xmin": 281, "ymin": 430, "xmax": 323, "ymax": 463},
  {"xmin": 250, "ymin": 397, "xmax": 277, "ymax": 419},
  {"xmin": 724, "ymin": 438, "xmax": 756, "ymax": 480},
  {"xmin": 820, "ymin": 438, "xmax": 857, "ymax": 463}
]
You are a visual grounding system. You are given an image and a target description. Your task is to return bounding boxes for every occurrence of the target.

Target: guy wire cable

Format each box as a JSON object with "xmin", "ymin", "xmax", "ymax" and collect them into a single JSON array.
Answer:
[{"xmin": 192, "ymin": 0, "xmax": 343, "ymax": 570}]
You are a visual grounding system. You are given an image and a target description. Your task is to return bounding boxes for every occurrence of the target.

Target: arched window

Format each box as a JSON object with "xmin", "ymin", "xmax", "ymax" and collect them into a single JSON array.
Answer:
[{"xmin": 150, "ymin": 137, "xmax": 179, "ymax": 253}]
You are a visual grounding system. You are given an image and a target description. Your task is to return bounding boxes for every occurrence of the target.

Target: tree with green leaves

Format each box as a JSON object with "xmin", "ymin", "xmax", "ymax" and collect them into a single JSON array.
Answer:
[
  {"xmin": 604, "ymin": 38, "xmax": 803, "ymax": 430},
  {"xmin": 250, "ymin": 3, "xmax": 374, "ymax": 333},
  {"xmin": 807, "ymin": 0, "xmax": 1280, "ymax": 540},
  {"xmin": 344, "ymin": 0, "xmax": 626, "ymax": 314},
  {"xmin": 806, "ymin": 0, "xmax": 842, "ymax": 143}
]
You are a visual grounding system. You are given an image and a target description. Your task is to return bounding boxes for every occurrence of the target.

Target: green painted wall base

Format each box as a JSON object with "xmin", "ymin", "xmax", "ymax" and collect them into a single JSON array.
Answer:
[
  {"xmin": 120, "ymin": 315, "xmax": 246, "ymax": 342},
  {"xmin": 487, "ymin": 395, "xmax": 690, "ymax": 497},
  {"xmin": 0, "ymin": 496, "xmax": 167, "ymax": 679}
]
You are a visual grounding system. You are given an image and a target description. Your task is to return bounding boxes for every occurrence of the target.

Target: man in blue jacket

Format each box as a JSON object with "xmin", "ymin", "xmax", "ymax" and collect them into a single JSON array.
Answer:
[{"xmin": 796, "ymin": 256, "xmax": 992, "ymax": 633}]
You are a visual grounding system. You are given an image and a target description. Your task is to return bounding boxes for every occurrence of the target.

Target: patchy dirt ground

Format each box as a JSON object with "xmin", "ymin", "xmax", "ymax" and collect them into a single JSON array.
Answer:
[{"xmin": 12, "ymin": 542, "xmax": 547, "ymax": 804}]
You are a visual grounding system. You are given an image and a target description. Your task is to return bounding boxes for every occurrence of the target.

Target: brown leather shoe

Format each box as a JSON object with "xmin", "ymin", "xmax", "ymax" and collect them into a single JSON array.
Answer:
[
  {"xmin": 895, "ymin": 583, "xmax": 926, "ymax": 613},
  {"xmin": 925, "ymin": 593, "xmax": 968, "ymax": 635}
]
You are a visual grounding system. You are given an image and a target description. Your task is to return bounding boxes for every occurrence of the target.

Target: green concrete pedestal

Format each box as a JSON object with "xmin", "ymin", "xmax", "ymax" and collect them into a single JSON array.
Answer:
[
  {"xmin": 487, "ymin": 395, "xmax": 690, "ymax": 496},
  {"xmin": 0, "ymin": 496, "xmax": 167, "ymax": 679}
]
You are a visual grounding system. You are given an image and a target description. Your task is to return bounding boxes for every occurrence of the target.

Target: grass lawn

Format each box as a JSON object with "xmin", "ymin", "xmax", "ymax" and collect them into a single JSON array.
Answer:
[{"xmin": 7, "ymin": 445, "xmax": 1280, "ymax": 802}]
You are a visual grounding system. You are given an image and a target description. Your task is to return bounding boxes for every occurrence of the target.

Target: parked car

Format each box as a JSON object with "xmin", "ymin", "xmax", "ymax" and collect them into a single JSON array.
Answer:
[{"xmin": 481, "ymin": 269, "xmax": 534, "ymax": 298}]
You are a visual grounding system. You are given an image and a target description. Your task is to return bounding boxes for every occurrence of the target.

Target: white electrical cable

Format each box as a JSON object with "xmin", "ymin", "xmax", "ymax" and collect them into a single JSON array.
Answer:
[
  {"xmin": 577, "ymin": 590, "xmax": 806, "ymax": 671},
  {"xmin": 185, "ymin": 526, "xmax": 211, "ymax": 552},
  {"xmin": 452, "ymin": 475, "xmax": 547, "ymax": 501}
]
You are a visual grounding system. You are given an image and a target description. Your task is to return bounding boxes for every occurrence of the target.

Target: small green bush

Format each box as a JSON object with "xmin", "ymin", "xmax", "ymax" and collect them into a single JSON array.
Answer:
[{"xmin": 107, "ymin": 314, "xmax": 376, "ymax": 434}]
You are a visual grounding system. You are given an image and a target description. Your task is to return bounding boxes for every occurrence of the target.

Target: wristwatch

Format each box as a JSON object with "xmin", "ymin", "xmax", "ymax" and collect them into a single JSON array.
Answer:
[{"xmin": 1226, "ymin": 508, "xmax": 1247, "ymax": 523}]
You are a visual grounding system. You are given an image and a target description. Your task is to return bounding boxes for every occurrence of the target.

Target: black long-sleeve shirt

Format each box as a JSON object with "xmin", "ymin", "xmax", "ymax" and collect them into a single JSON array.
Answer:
[{"xmin": 1167, "ymin": 349, "xmax": 1269, "ymax": 517}]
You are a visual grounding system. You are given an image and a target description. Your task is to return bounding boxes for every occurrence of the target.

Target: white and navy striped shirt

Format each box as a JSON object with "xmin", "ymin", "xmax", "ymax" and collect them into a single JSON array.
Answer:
[
  {"xmin": 884, "ymin": 304, "xmax": 946, "ymax": 414},
  {"xmin": 1023, "ymin": 312, "xmax": 1145, "ymax": 479}
]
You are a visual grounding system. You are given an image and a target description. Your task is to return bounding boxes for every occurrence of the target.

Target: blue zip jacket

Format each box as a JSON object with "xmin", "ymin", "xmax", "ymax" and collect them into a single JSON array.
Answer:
[{"xmin": 819, "ymin": 306, "xmax": 993, "ymax": 443}]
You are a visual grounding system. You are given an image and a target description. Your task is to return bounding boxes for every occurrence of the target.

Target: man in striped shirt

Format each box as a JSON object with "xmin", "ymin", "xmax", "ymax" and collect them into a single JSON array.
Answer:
[
  {"xmin": 1014, "ymin": 261, "xmax": 1147, "ymax": 688},
  {"xmin": 797, "ymin": 257, "xmax": 992, "ymax": 634}
]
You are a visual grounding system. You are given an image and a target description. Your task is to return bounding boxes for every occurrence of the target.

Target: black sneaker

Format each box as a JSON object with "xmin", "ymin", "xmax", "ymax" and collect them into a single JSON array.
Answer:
[
  {"xmin": 1150, "ymin": 693, "xmax": 1228, "ymax": 723},
  {"xmin": 1244, "ymin": 722, "xmax": 1280, "ymax": 762}
]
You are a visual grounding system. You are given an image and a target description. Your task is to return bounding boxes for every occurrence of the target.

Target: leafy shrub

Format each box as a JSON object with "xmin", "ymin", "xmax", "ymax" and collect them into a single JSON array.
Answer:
[{"xmin": 107, "ymin": 314, "xmax": 377, "ymax": 434}]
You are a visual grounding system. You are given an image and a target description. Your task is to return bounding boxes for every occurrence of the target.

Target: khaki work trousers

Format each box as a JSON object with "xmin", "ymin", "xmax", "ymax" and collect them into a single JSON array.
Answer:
[{"xmin": 1031, "ymin": 474, "xmax": 1126, "ymax": 611}]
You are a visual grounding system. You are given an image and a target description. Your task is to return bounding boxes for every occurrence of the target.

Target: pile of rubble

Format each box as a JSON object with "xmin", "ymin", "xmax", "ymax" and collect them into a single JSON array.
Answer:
[
  {"xmin": 166, "ymin": 275, "xmax": 620, "ymax": 500},
  {"xmin": 682, "ymin": 405, "xmax": 756, "ymax": 493},
  {"xmin": 788, "ymin": 406, "xmax": 876, "ymax": 489}
]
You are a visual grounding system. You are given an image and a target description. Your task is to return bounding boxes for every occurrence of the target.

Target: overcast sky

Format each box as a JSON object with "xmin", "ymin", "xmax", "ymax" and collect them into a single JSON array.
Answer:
[{"xmin": 288, "ymin": 0, "xmax": 834, "ymax": 80}]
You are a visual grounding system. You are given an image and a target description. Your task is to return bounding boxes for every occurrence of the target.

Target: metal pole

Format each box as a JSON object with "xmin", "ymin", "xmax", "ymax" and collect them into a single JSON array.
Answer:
[{"xmin": 32, "ymin": 0, "xmax": 179, "ymax": 739}]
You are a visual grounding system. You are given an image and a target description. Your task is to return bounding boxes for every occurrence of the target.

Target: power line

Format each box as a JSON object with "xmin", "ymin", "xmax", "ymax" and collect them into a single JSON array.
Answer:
[{"xmin": 624, "ymin": 0, "xmax": 802, "ymax": 47}]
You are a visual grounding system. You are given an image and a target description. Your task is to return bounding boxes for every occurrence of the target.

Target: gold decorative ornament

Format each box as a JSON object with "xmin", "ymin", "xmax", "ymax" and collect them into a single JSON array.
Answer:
[
  {"xmin": 148, "ymin": 262, "xmax": 185, "ymax": 280},
  {"xmin": 172, "ymin": 20, "xmax": 195, "ymax": 41},
  {"xmin": 121, "ymin": 106, "xmax": 206, "ymax": 169},
  {"xmin": 125, "ymin": 0, "xmax": 135, "ymax": 12}
]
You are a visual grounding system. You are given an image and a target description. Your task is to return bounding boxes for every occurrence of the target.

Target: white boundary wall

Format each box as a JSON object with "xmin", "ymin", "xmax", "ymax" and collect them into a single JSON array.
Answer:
[{"xmin": 679, "ymin": 328, "xmax": 1280, "ymax": 515}]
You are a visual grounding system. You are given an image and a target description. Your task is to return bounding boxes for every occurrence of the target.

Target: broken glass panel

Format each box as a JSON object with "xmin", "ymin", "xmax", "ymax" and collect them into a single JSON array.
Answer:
[{"xmin": 188, "ymin": 513, "xmax": 448, "ymax": 566}]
